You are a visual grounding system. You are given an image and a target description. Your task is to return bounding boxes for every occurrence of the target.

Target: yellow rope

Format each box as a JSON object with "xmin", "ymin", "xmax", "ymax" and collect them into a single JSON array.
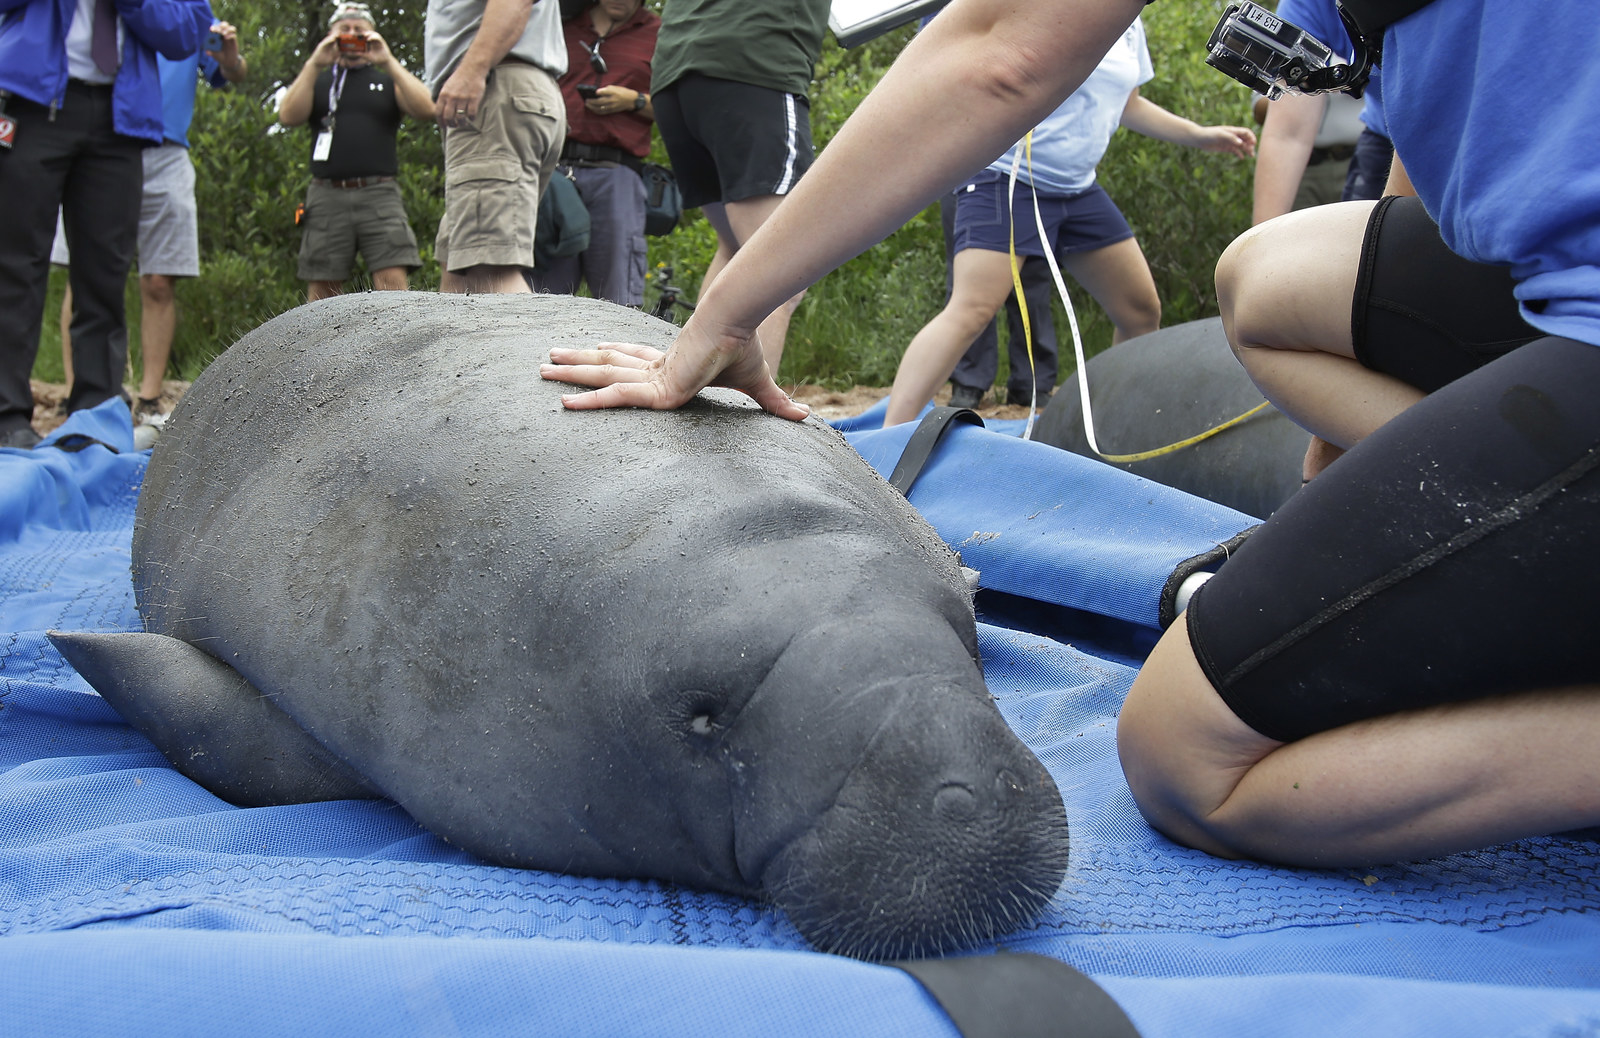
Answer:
[{"xmin": 1005, "ymin": 132, "xmax": 1271, "ymax": 461}]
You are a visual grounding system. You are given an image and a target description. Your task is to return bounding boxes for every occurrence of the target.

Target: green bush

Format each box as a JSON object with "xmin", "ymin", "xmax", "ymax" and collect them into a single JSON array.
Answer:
[{"xmin": 34, "ymin": 1, "xmax": 1252, "ymax": 394}]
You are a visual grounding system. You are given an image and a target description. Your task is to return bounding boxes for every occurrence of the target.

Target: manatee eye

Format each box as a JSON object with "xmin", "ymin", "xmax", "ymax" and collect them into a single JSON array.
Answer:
[{"xmin": 673, "ymin": 689, "xmax": 727, "ymax": 748}]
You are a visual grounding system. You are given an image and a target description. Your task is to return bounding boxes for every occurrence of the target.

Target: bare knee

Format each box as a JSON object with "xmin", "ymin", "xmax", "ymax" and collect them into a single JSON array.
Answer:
[
  {"xmin": 1216, "ymin": 227, "xmax": 1275, "ymax": 362},
  {"xmin": 371, "ymin": 267, "xmax": 409, "ymax": 292},
  {"xmin": 1111, "ymin": 290, "xmax": 1160, "ymax": 343},
  {"xmin": 1116, "ymin": 621, "xmax": 1278, "ymax": 858},
  {"xmin": 140, "ymin": 275, "xmax": 176, "ymax": 308}
]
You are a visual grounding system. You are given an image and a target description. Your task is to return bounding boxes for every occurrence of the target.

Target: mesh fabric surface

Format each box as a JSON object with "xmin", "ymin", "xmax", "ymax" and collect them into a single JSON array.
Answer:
[{"xmin": 3, "ymin": 400, "xmax": 1596, "ymax": 1037}]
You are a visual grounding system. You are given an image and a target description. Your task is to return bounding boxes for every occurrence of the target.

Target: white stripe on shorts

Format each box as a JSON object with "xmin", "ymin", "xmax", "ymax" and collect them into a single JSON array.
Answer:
[{"xmin": 775, "ymin": 94, "xmax": 800, "ymax": 195}]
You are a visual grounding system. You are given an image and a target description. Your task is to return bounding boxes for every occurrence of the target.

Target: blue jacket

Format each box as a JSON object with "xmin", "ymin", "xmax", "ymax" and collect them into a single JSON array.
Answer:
[{"xmin": 0, "ymin": 0, "xmax": 211, "ymax": 144}]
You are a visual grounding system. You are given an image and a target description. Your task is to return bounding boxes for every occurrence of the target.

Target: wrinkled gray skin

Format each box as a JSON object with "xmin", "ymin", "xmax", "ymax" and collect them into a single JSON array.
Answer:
[
  {"xmin": 56, "ymin": 292, "xmax": 1068, "ymax": 961},
  {"xmin": 1034, "ymin": 317, "xmax": 1310, "ymax": 519}
]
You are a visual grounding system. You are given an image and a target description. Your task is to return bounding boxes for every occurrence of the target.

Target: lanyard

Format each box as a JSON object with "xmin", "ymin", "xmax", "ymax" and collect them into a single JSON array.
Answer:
[{"xmin": 325, "ymin": 66, "xmax": 348, "ymax": 129}]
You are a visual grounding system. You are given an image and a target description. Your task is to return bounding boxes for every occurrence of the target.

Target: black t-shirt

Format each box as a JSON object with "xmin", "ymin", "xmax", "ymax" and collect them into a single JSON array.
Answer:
[{"xmin": 307, "ymin": 64, "xmax": 401, "ymax": 179}]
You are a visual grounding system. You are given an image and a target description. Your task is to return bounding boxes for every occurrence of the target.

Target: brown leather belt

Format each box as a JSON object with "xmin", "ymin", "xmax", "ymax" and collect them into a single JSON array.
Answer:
[{"xmin": 312, "ymin": 175, "xmax": 395, "ymax": 188}]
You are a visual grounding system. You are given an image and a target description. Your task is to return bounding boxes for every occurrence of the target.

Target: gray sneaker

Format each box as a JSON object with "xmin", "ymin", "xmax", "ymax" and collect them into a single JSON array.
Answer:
[{"xmin": 2, "ymin": 426, "xmax": 42, "ymax": 450}]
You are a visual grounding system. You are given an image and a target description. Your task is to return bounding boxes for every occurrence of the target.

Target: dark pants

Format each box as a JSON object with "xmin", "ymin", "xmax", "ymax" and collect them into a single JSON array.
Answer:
[
  {"xmin": 1341, "ymin": 127, "xmax": 1395, "ymax": 203},
  {"xmin": 0, "ymin": 81, "xmax": 142, "ymax": 433},
  {"xmin": 940, "ymin": 196, "xmax": 1060, "ymax": 398},
  {"xmin": 529, "ymin": 163, "xmax": 648, "ymax": 307}
]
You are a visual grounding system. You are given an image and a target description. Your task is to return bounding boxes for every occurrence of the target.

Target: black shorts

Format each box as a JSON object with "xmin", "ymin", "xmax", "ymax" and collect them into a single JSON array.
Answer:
[
  {"xmin": 1188, "ymin": 335, "xmax": 1600, "ymax": 742},
  {"xmin": 652, "ymin": 74, "xmax": 814, "ymax": 209},
  {"xmin": 1186, "ymin": 199, "xmax": 1600, "ymax": 742},
  {"xmin": 1351, "ymin": 195, "xmax": 1539, "ymax": 391}
]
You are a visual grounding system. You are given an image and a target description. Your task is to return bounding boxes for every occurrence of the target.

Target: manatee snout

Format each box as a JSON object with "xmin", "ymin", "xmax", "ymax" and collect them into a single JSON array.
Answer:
[{"xmin": 758, "ymin": 686, "xmax": 1069, "ymax": 960}]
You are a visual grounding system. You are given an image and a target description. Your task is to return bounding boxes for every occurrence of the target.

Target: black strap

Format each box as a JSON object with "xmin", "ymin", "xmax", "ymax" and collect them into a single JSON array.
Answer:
[
  {"xmin": 1158, "ymin": 525, "xmax": 1260, "ymax": 629},
  {"xmin": 894, "ymin": 953, "xmax": 1141, "ymax": 1038},
  {"xmin": 887, "ymin": 406, "xmax": 983, "ymax": 496},
  {"xmin": 1338, "ymin": 0, "xmax": 1436, "ymax": 37},
  {"xmin": 48, "ymin": 433, "xmax": 120, "ymax": 454}
]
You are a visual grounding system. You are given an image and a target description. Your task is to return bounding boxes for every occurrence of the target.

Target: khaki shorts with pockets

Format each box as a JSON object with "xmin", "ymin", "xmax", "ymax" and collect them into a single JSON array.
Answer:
[{"xmin": 436, "ymin": 61, "xmax": 565, "ymax": 274}]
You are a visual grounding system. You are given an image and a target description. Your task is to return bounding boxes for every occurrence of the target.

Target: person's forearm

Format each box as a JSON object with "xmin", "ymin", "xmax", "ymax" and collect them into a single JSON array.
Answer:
[
  {"xmin": 278, "ymin": 62, "xmax": 321, "ymax": 126},
  {"xmin": 389, "ymin": 61, "xmax": 437, "ymax": 120},
  {"xmin": 1120, "ymin": 92, "xmax": 1202, "ymax": 146},
  {"xmin": 1251, "ymin": 93, "xmax": 1325, "ymax": 224},
  {"xmin": 693, "ymin": 0, "xmax": 1145, "ymax": 336}
]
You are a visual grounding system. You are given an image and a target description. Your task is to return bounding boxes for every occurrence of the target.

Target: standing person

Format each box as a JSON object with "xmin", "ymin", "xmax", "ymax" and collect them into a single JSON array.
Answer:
[
  {"xmin": 882, "ymin": 17, "xmax": 1253, "ymax": 427},
  {"xmin": 425, "ymin": 0, "xmax": 567, "ymax": 295},
  {"xmin": 542, "ymin": 0, "xmax": 1600, "ymax": 873},
  {"xmin": 648, "ymin": 0, "xmax": 832, "ymax": 374},
  {"xmin": 0, "ymin": 0, "xmax": 209, "ymax": 449},
  {"xmin": 279, "ymin": 2, "xmax": 436, "ymax": 302},
  {"xmin": 1251, "ymin": 0, "xmax": 1390, "ymax": 225},
  {"xmin": 941, "ymin": 202, "xmax": 1058, "ymax": 410},
  {"xmin": 54, "ymin": 19, "xmax": 248, "ymax": 424},
  {"xmin": 529, "ymin": 0, "xmax": 658, "ymax": 307}
]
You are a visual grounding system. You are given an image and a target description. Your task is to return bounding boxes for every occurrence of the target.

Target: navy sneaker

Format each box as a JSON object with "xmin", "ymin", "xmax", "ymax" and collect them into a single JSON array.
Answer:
[
  {"xmin": 1, "ymin": 426, "xmax": 42, "ymax": 450},
  {"xmin": 948, "ymin": 383, "xmax": 985, "ymax": 410}
]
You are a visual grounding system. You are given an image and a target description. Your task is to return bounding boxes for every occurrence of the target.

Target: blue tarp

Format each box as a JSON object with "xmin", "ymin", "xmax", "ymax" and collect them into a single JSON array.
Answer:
[{"xmin": 3, "ymin": 399, "xmax": 1597, "ymax": 1037}]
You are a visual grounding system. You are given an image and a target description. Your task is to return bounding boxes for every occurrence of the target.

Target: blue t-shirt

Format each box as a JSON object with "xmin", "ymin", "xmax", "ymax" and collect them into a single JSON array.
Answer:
[
  {"xmin": 159, "ymin": 50, "xmax": 229, "ymax": 148},
  {"xmin": 1386, "ymin": 1, "xmax": 1600, "ymax": 347},
  {"xmin": 1276, "ymin": 0, "xmax": 1385, "ymax": 139},
  {"xmin": 987, "ymin": 17, "xmax": 1153, "ymax": 195}
]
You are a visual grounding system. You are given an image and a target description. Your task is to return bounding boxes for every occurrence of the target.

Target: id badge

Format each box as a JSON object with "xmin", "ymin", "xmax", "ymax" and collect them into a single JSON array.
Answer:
[
  {"xmin": 0, "ymin": 113, "xmax": 15, "ymax": 150},
  {"xmin": 312, "ymin": 131, "xmax": 332, "ymax": 162}
]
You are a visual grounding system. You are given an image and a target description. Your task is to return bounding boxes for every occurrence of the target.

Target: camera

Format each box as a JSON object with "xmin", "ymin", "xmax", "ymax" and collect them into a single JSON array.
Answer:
[
  {"xmin": 1206, "ymin": 2, "xmax": 1372, "ymax": 99},
  {"xmin": 337, "ymin": 32, "xmax": 368, "ymax": 56},
  {"xmin": 576, "ymin": 83, "xmax": 599, "ymax": 99},
  {"xmin": 205, "ymin": 30, "xmax": 223, "ymax": 51}
]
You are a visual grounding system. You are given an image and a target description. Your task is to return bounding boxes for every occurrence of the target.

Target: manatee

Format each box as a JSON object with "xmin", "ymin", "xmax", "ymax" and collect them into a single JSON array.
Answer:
[
  {"xmin": 1032, "ymin": 317, "xmax": 1309, "ymax": 518},
  {"xmin": 49, "ymin": 291, "xmax": 1068, "ymax": 961}
]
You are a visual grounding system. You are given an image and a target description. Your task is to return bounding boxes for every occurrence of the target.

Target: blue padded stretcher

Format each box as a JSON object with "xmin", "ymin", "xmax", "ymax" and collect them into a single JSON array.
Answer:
[{"xmin": 3, "ymin": 400, "xmax": 1597, "ymax": 1037}]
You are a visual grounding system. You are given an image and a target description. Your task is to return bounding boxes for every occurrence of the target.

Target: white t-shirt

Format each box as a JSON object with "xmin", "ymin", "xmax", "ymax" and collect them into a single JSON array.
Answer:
[{"xmin": 988, "ymin": 17, "xmax": 1154, "ymax": 195}]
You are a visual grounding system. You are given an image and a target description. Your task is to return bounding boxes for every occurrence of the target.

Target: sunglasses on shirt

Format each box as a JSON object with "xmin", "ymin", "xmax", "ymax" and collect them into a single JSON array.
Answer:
[{"xmin": 582, "ymin": 38, "xmax": 607, "ymax": 76}]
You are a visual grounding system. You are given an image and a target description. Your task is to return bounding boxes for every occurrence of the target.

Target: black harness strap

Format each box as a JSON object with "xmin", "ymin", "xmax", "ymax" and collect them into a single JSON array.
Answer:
[
  {"xmin": 893, "ymin": 953, "xmax": 1142, "ymax": 1038},
  {"xmin": 1338, "ymin": 0, "xmax": 1437, "ymax": 38},
  {"xmin": 887, "ymin": 406, "xmax": 983, "ymax": 497}
]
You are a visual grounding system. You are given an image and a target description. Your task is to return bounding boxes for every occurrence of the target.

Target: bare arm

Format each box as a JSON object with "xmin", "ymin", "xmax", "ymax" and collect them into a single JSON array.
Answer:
[
  {"xmin": 436, "ymin": 0, "xmax": 533, "ymax": 128},
  {"xmin": 1120, "ymin": 89, "xmax": 1255, "ymax": 157},
  {"xmin": 1251, "ymin": 92, "xmax": 1325, "ymax": 224},
  {"xmin": 207, "ymin": 20, "xmax": 248, "ymax": 82},
  {"xmin": 542, "ymin": 0, "xmax": 1148, "ymax": 418},
  {"xmin": 364, "ymin": 30, "xmax": 436, "ymax": 120},
  {"xmin": 277, "ymin": 33, "xmax": 339, "ymax": 127}
]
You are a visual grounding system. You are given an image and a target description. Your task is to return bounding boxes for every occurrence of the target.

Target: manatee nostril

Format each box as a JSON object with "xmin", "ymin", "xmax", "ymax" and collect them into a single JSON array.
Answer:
[
  {"xmin": 691, "ymin": 714, "xmax": 716, "ymax": 736},
  {"xmin": 933, "ymin": 782, "xmax": 977, "ymax": 819}
]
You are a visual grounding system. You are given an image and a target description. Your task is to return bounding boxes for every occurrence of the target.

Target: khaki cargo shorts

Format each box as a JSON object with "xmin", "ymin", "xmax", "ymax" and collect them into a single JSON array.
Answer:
[{"xmin": 435, "ymin": 61, "xmax": 565, "ymax": 274}]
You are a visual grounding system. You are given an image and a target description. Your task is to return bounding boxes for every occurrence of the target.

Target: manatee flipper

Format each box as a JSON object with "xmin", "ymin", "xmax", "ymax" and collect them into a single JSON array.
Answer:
[{"xmin": 47, "ymin": 631, "xmax": 380, "ymax": 806}]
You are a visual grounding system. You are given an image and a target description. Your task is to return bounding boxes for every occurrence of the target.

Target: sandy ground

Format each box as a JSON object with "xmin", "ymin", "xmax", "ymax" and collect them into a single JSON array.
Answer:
[{"xmin": 30, "ymin": 379, "xmax": 1041, "ymax": 435}]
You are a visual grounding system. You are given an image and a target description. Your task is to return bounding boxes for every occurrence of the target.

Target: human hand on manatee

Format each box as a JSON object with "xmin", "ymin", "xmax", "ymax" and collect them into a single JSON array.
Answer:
[{"xmin": 540, "ymin": 317, "xmax": 812, "ymax": 421}]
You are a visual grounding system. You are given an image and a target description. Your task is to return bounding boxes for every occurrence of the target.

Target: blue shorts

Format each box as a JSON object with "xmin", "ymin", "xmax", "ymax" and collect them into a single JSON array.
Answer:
[{"xmin": 950, "ymin": 170, "xmax": 1133, "ymax": 258}]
